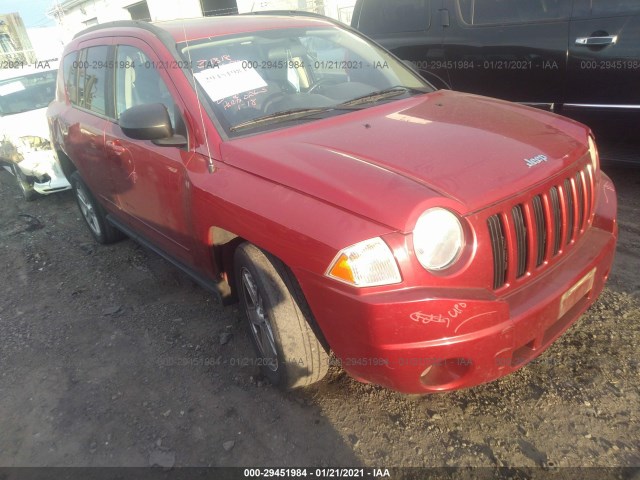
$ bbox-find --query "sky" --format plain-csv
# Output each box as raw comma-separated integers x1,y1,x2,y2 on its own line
0,0,56,28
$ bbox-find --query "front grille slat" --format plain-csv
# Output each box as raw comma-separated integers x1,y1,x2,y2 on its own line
576,172,585,231
564,178,575,244
585,168,593,225
488,215,507,290
488,165,593,290
512,205,527,278
550,187,562,255
532,195,546,267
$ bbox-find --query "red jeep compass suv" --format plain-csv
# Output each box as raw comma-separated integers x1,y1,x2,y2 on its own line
47,13,618,394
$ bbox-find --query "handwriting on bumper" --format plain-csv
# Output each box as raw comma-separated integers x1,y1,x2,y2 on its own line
410,303,467,328
410,312,450,328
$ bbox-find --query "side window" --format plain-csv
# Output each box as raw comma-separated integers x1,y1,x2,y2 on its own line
458,0,571,25
62,52,78,104
114,45,176,128
357,0,430,35
591,0,640,15
78,46,109,115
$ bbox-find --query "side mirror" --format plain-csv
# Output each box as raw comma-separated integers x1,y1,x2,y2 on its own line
119,103,187,147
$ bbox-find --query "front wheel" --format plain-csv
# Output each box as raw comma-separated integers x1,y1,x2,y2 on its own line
234,243,329,389
70,171,124,244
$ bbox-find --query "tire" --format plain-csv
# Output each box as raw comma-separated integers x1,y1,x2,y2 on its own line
70,171,124,244
11,163,38,202
234,243,329,389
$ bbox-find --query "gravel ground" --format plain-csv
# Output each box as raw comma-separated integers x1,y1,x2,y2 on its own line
0,164,638,473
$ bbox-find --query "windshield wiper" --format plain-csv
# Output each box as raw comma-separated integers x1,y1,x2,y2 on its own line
338,86,426,107
230,107,332,132
230,105,361,132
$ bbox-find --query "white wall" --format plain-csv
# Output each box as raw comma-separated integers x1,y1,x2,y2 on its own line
323,0,356,23
26,27,66,61
236,0,301,13
53,0,357,41
54,0,135,41
54,0,206,39
236,0,356,21
147,0,203,21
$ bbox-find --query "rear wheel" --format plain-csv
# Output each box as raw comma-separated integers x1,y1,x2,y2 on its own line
234,243,328,389
11,163,37,202
70,171,124,244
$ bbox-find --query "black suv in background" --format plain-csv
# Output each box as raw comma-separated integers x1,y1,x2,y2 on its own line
351,0,640,164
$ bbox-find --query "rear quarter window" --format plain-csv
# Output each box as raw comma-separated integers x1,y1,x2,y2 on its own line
356,0,430,35
457,0,571,25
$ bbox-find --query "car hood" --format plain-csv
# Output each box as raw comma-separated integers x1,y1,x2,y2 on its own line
0,107,51,163
221,90,590,232
0,107,50,142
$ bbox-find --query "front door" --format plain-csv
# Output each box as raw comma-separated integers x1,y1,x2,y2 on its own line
352,0,449,89
104,41,194,265
565,0,640,149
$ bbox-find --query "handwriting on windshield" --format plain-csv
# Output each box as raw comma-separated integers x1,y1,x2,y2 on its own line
218,87,268,111
196,55,233,70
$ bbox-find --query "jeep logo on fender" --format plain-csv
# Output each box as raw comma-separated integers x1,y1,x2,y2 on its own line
525,154,548,168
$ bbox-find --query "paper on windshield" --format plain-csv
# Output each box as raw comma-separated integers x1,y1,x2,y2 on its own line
194,61,267,102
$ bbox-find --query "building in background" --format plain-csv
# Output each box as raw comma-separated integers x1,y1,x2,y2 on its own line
26,27,66,62
0,13,37,66
49,0,356,40
323,0,356,24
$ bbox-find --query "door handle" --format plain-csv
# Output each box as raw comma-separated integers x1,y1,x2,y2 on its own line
575,35,618,46
439,8,450,27
106,140,126,155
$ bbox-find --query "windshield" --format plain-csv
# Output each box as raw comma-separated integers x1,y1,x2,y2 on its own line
178,25,432,135
0,70,57,116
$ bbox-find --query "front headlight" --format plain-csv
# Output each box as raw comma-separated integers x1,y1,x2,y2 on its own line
588,135,599,172
326,237,402,287
413,208,464,271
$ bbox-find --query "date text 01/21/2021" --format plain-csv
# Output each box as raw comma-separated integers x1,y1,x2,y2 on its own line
243,468,391,478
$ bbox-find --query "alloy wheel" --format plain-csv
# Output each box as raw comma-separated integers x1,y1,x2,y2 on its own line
75,185,101,237
240,267,278,371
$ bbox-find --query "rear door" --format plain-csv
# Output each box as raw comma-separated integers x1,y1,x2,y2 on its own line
351,0,449,89
566,0,640,111
67,40,114,205
441,0,571,107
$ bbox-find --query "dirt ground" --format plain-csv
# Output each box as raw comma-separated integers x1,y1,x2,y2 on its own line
0,163,638,473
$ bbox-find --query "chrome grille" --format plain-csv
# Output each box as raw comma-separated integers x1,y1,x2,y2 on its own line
488,165,594,290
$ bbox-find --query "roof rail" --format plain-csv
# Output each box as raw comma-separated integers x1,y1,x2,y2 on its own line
73,20,166,40
241,10,330,19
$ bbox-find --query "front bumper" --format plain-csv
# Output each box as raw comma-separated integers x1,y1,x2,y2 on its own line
16,150,71,194
299,174,618,394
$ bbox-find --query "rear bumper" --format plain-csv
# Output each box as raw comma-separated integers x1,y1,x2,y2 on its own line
299,174,618,394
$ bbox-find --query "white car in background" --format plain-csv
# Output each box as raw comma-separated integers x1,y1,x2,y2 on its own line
0,62,70,200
